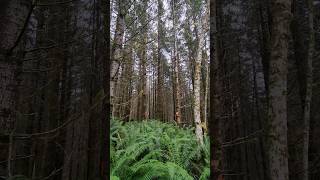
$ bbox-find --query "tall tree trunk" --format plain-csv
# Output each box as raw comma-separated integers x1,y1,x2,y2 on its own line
302,0,314,179
172,0,182,124
173,54,182,124
210,0,223,179
258,0,271,94
0,0,32,177
194,42,204,144
257,1,271,179
0,2,32,127
118,47,133,121
137,45,147,120
204,58,209,132
267,0,291,179
137,1,148,120
194,0,209,145
111,0,125,117
156,0,164,121
101,0,110,178
41,2,66,177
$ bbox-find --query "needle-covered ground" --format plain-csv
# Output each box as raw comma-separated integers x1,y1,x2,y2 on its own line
110,118,210,180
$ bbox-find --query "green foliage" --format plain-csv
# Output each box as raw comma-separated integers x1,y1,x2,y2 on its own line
111,175,120,180
111,118,210,180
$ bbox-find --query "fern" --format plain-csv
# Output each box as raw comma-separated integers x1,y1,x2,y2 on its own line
110,175,120,180
110,118,210,179
199,167,210,180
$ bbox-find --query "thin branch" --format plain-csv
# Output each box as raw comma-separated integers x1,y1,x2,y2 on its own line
24,30,97,53
0,155,33,165
36,0,74,6
221,129,264,148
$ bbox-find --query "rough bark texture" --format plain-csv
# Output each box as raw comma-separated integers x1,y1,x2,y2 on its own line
173,54,182,124
137,45,147,120
172,1,182,124
267,0,291,179
136,1,148,120
204,60,209,130
0,0,31,132
0,0,32,177
194,36,204,144
111,0,125,115
194,0,209,145
156,0,164,121
117,47,133,121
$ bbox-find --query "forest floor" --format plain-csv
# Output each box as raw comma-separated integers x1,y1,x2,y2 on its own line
110,119,209,180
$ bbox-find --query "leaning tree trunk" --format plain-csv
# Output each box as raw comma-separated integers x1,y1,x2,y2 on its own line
267,0,292,180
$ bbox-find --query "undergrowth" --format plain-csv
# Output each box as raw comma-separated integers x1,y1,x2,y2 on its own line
111,118,210,180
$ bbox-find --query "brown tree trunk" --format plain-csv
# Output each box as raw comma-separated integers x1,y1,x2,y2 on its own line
136,1,148,121
267,0,291,179
137,45,147,120
111,0,126,117
210,0,223,179
0,0,32,177
172,1,182,124
101,0,110,179
119,47,134,121
302,0,314,179
156,0,164,121
0,0,32,134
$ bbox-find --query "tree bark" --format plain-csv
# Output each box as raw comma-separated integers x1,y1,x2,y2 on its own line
210,0,223,179
101,0,110,179
111,0,126,117
267,0,291,179
302,0,314,179
136,1,148,120
0,0,32,133
194,39,204,144
0,0,32,177
194,0,209,145
156,0,164,121
172,0,182,124
137,45,147,120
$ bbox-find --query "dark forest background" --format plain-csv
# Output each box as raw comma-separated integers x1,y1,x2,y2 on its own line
0,0,320,180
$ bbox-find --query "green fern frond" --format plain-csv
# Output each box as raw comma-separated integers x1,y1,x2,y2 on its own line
110,118,210,179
